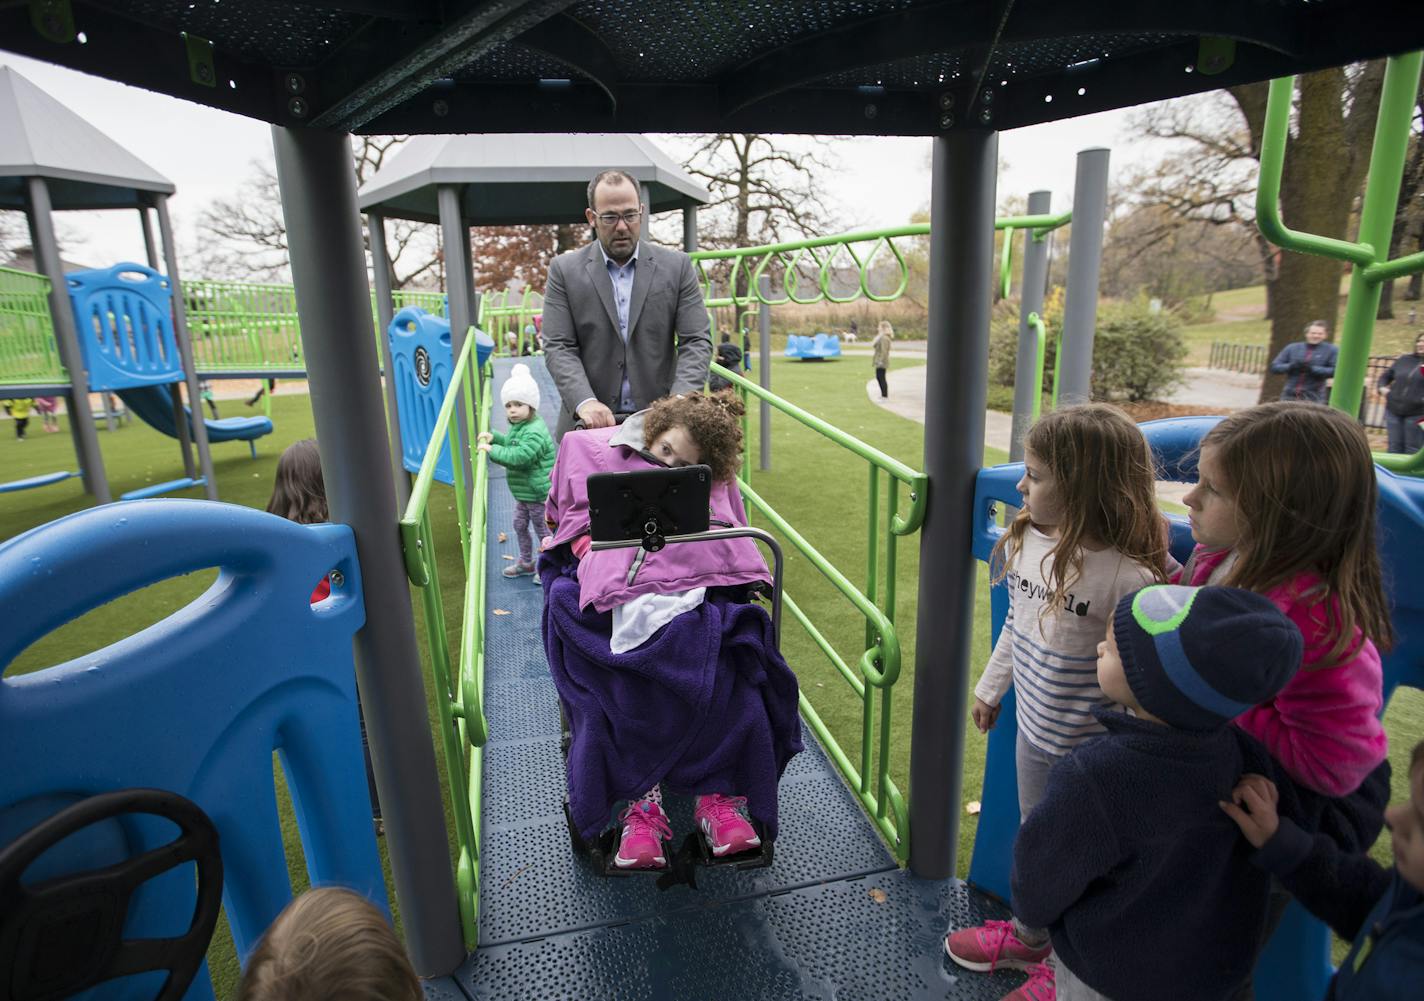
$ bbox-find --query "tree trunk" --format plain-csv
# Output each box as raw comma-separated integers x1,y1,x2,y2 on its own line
1251,66,1384,403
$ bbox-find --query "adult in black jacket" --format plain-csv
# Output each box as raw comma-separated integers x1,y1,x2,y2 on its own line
1270,320,1338,402
707,333,743,392
1377,332,1424,454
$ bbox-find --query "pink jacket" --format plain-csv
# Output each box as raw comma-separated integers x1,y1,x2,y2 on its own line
1177,546,1386,797
545,424,771,612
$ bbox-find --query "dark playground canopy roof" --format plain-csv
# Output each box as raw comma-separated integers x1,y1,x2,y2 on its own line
2,1,1422,138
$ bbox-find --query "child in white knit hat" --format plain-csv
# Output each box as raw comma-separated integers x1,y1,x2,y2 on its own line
477,364,557,577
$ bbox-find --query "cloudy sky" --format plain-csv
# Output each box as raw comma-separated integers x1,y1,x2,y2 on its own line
1,50,1169,269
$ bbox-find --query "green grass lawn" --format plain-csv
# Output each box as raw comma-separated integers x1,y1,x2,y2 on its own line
3,353,1420,982
1184,277,1423,366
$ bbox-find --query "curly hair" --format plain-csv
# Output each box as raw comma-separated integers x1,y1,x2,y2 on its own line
643,391,745,481
266,438,328,525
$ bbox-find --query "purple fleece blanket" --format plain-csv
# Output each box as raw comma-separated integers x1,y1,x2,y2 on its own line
541,549,802,842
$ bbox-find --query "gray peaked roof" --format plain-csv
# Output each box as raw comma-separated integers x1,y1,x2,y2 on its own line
0,65,174,212
357,133,709,225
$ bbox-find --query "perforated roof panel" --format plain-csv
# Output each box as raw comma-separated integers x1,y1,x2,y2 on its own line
2,1,1420,137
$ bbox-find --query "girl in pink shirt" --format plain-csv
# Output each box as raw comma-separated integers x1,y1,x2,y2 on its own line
1179,403,1393,798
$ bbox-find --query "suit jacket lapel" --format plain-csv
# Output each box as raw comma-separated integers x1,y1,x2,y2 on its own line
627,242,655,338
583,242,620,333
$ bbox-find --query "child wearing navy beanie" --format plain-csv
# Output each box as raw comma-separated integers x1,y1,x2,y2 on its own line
1010,585,1303,1001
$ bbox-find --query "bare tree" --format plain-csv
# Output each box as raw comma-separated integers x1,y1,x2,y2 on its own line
1130,65,1388,401
194,136,440,288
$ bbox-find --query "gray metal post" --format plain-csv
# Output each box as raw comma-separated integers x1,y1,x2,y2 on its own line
368,211,410,510
156,195,217,499
908,131,997,879
758,275,771,471
1008,190,1052,461
1056,148,1110,405
437,185,475,503
139,206,159,268
139,203,190,467
682,204,698,253
639,182,652,222
26,177,109,503
272,125,464,975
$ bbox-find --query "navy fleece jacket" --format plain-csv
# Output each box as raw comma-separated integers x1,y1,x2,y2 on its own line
1011,708,1388,1001
1255,815,1424,1000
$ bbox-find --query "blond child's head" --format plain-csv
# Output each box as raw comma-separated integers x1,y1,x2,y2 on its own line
237,888,420,1001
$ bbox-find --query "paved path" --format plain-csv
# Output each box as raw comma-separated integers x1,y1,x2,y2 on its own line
863,363,1260,507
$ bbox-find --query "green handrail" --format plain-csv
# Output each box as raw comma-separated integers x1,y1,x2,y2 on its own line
1028,312,1047,422
397,327,492,950
693,212,1069,312
1256,52,1424,474
710,359,926,859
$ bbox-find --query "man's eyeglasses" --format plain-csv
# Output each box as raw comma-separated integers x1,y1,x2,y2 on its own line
594,209,643,227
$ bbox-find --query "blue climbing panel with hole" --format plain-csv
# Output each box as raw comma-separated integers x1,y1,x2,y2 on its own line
66,263,183,391
0,500,385,1000
967,415,1424,1001
388,306,494,485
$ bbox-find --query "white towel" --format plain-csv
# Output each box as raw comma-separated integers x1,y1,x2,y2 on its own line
610,588,706,653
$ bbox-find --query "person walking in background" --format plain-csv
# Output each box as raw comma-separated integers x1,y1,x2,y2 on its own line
33,395,59,433
871,320,893,399
9,397,32,439
1270,319,1338,402
541,169,711,436
1378,332,1424,454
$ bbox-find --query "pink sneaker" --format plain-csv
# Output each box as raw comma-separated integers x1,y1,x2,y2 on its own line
944,919,1052,972
693,794,761,856
1001,963,1054,1000
612,800,672,870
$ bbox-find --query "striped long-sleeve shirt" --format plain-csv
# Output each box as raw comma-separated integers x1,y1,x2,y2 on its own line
975,527,1158,757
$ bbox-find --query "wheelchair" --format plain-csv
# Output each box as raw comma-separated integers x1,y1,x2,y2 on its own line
553,462,785,886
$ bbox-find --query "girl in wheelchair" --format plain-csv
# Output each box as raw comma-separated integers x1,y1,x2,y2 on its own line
541,392,802,871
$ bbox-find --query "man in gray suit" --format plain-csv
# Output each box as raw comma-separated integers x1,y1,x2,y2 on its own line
541,169,712,436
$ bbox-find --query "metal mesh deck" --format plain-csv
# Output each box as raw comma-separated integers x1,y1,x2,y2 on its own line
443,357,1021,999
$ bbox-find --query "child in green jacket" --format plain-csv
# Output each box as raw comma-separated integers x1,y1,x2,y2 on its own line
478,364,556,578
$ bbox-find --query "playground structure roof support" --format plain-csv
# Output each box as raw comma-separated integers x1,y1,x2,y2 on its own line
0,65,217,503
364,131,708,507
272,125,466,977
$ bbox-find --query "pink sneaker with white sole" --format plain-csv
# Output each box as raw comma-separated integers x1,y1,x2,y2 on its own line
693,794,762,856
612,800,672,870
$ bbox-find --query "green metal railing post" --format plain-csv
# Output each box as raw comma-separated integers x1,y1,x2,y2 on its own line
1028,312,1047,421
1256,52,1424,474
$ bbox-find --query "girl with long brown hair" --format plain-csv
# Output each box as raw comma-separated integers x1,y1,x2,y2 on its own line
946,404,1171,995
1179,402,1391,798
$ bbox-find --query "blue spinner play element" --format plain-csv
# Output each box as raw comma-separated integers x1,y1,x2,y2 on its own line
965,415,1424,1001
66,263,183,391
388,306,495,484
784,332,841,360
0,500,385,1001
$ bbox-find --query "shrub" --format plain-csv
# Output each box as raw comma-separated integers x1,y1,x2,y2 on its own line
988,294,1186,403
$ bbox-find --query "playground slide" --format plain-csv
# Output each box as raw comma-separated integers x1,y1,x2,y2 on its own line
117,384,273,445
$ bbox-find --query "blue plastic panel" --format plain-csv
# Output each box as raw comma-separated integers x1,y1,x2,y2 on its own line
0,500,386,1000
389,307,495,484
66,263,183,391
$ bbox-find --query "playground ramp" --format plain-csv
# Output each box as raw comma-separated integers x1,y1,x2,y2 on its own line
438,358,1018,1000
